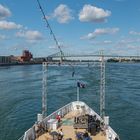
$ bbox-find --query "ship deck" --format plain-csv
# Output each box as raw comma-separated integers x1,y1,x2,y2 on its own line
36,110,106,140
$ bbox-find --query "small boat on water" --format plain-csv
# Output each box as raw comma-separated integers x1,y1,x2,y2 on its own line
18,59,120,140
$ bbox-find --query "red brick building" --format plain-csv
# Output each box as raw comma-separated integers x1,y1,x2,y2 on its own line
20,50,33,62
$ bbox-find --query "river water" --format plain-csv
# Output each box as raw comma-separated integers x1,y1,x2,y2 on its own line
0,63,140,140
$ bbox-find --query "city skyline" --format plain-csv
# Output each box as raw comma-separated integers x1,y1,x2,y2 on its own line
0,0,140,57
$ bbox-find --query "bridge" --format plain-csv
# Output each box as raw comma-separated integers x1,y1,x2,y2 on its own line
47,51,140,60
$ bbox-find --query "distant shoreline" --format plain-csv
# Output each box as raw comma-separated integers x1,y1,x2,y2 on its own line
0,60,140,67
0,62,42,67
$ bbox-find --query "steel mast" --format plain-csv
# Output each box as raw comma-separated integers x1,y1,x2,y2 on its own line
100,51,105,119
42,62,48,118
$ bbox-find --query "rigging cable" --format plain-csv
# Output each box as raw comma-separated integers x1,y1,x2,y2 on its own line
36,0,76,77
36,0,64,62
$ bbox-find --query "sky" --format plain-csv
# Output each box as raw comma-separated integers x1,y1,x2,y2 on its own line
0,0,140,57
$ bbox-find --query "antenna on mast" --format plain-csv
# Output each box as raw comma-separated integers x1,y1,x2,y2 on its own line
36,0,64,62
100,50,105,119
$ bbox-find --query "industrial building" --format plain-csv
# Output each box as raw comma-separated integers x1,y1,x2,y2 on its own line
20,50,33,62
0,56,11,64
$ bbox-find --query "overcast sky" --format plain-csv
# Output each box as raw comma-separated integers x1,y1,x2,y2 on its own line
0,0,140,56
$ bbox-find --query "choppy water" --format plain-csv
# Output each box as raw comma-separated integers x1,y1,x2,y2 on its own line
0,63,140,140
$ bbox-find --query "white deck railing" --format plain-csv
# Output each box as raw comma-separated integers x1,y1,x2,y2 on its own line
20,102,73,140
106,126,120,140
18,101,119,140
17,135,24,140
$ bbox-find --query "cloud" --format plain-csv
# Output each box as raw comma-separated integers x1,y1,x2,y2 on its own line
0,4,11,19
91,40,113,45
113,38,140,55
129,31,140,36
115,0,125,2
117,38,140,47
118,37,140,54
79,4,111,22
0,34,7,40
0,20,22,30
49,45,57,49
53,4,74,23
81,28,119,40
16,30,44,42
126,44,138,49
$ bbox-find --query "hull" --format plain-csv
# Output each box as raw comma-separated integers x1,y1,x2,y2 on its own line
19,101,119,140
